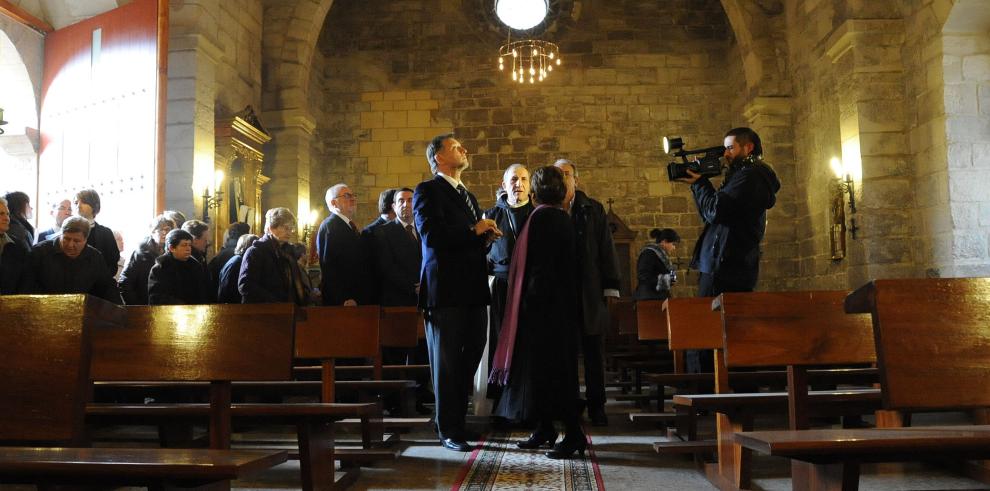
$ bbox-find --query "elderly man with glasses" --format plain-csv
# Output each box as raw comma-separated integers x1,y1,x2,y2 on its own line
315,183,373,306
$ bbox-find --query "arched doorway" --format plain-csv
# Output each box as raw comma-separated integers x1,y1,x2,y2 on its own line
0,28,40,222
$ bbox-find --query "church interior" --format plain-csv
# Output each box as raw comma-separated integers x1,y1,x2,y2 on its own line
2,0,990,490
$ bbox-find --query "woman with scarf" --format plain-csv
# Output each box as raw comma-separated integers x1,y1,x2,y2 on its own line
238,207,311,305
634,228,680,300
489,165,586,459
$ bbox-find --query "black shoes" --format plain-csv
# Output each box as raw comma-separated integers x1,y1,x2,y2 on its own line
441,438,474,452
545,436,588,459
516,429,559,449
588,406,609,427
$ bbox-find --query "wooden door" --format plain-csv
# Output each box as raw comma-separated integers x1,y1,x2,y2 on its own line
39,0,164,254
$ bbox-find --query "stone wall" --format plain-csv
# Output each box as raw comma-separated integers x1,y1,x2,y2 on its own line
312,0,744,295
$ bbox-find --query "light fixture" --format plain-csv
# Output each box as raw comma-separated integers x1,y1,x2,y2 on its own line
0,108,7,135
495,0,548,30
202,169,225,223
498,38,561,84
828,157,858,260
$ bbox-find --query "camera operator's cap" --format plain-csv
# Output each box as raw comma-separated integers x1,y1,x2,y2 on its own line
663,137,683,154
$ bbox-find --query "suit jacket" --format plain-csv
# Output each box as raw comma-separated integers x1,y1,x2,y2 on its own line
413,175,490,309
374,219,422,306
361,215,390,304
315,214,371,305
570,190,621,336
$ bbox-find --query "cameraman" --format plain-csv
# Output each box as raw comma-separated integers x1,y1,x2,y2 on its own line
676,127,780,372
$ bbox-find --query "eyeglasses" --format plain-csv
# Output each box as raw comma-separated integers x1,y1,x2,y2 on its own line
336,193,359,200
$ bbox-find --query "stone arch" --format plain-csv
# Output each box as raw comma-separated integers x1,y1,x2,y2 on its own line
0,26,41,208
718,0,789,98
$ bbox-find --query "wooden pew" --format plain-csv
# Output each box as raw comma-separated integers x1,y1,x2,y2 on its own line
0,294,287,489
87,303,375,491
735,278,990,491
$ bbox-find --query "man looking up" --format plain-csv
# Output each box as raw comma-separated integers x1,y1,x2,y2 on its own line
414,133,501,452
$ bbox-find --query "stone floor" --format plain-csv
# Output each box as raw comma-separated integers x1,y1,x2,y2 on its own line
228,395,988,491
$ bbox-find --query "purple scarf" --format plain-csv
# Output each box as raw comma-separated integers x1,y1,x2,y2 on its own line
489,204,551,386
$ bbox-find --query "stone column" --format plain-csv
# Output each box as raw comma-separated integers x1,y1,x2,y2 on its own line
826,19,914,287
261,108,316,220
743,96,798,290
164,33,222,219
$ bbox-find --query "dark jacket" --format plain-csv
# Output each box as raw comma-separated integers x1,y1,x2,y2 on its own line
0,237,32,294
569,190,621,336
88,222,120,279
689,158,780,289
484,195,533,279
374,219,422,307
147,253,210,305
29,239,121,303
191,248,215,302
635,244,674,301
239,234,293,304
207,246,236,300
7,214,35,253
117,236,161,305
36,227,57,244
361,215,391,304
413,175,490,309
217,254,244,304
315,214,372,305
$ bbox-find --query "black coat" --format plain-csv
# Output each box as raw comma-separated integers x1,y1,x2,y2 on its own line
635,244,674,301
88,222,120,279
208,246,235,300
689,158,780,289
361,215,390,304
374,219,422,307
239,234,293,304
147,253,210,305
484,195,533,279
569,190,621,336
29,239,121,304
118,237,161,305
494,206,581,422
217,254,244,304
413,175,490,309
7,215,34,253
0,238,32,294
315,214,372,305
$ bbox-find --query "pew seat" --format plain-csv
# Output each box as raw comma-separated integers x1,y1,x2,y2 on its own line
673,388,881,414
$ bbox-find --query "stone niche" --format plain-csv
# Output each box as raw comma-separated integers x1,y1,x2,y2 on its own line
214,106,271,247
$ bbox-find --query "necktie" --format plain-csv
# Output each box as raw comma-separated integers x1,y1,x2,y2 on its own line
456,184,478,220
350,221,359,235
405,224,418,243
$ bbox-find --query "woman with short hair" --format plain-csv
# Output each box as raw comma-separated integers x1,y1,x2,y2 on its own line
634,228,680,301
147,229,210,305
238,207,309,304
490,165,587,459
118,215,176,304
0,197,32,294
217,233,259,304
73,189,120,279
29,216,120,303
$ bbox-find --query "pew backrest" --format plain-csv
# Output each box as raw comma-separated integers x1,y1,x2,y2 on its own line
636,300,667,341
846,278,990,411
609,297,637,336
664,297,720,351
295,305,380,359
0,294,123,443
718,291,875,369
90,304,295,382
380,307,422,349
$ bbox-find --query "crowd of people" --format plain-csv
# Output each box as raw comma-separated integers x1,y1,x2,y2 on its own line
0,127,778,460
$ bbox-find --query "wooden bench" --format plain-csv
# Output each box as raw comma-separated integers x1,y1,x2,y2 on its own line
86,303,375,491
0,294,287,489
735,278,990,491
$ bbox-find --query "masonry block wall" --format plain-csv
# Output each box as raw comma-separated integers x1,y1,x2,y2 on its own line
311,0,759,295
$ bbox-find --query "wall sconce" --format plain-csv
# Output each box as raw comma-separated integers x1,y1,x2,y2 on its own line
302,209,318,244
0,108,7,135
303,209,319,266
828,158,859,261
202,169,225,223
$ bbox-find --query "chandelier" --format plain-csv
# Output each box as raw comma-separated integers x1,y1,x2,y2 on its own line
498,38,562,84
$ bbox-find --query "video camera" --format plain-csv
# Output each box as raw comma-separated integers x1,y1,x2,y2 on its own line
663,137,726,181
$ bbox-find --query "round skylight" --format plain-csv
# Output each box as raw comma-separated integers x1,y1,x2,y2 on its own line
495,0,549,31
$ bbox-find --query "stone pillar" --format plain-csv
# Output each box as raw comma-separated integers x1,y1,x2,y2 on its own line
164,33,222,219
743,96,797,290
826,19,914,287
261,108,316,220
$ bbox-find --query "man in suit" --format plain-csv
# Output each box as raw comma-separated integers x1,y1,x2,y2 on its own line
316,183,371,306
375,188,420,307
414,133,502,452
362,188,397,304
555,159,622,427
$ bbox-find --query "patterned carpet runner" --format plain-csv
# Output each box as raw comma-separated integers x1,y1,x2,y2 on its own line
451,432,604,491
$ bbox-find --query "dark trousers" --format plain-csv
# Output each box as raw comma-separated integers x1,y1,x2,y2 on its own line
487,276,509,404
687,272,755,373
581,333,606,410
424,306,487,440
